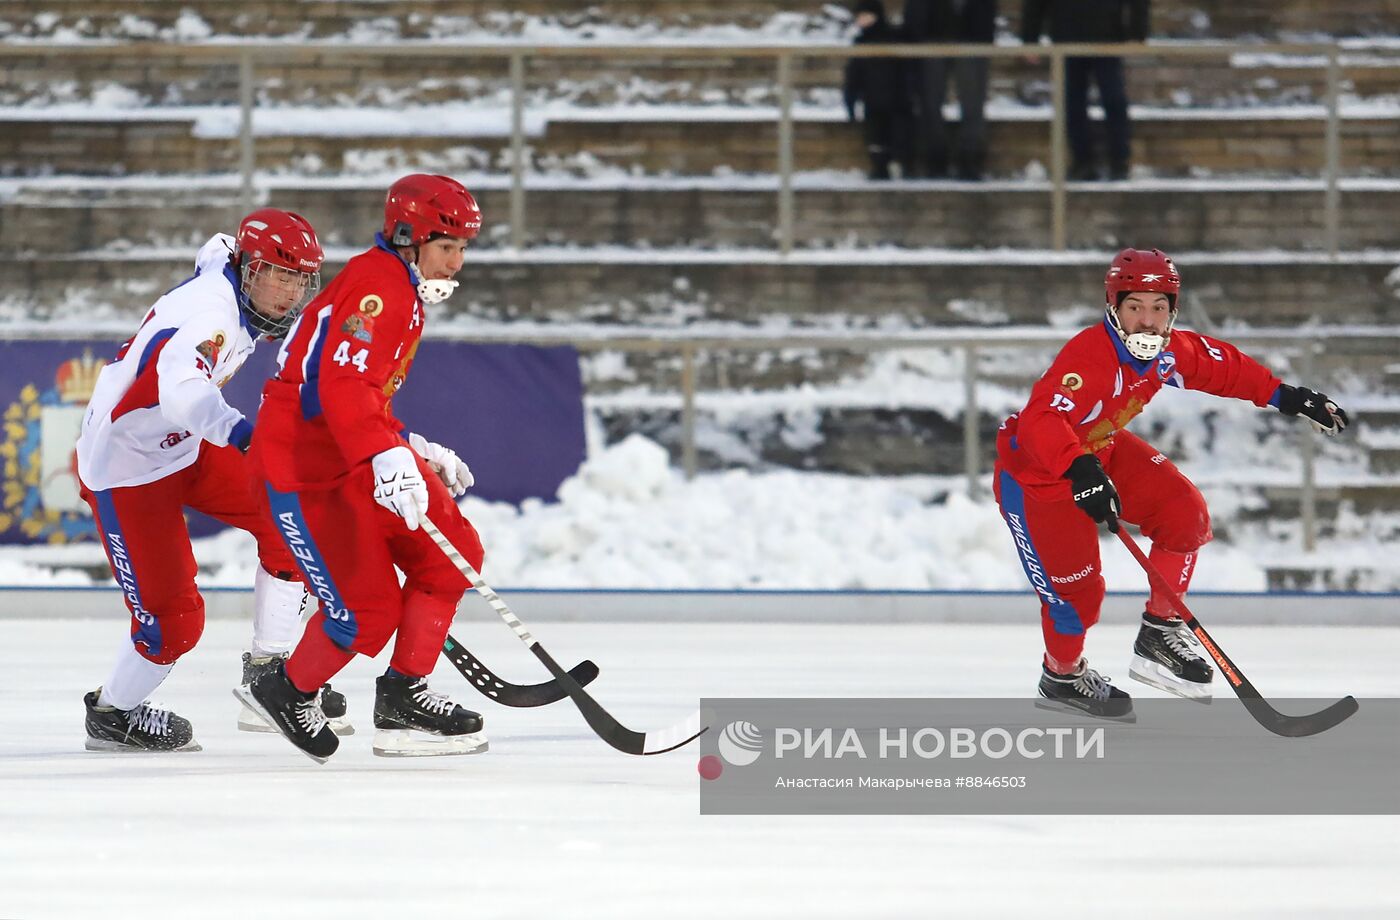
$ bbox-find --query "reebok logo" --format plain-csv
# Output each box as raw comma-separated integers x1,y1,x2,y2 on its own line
1050,563,1096,586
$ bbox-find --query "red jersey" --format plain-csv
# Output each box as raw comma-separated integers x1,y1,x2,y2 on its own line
255,237,425,491
997,319,1281,501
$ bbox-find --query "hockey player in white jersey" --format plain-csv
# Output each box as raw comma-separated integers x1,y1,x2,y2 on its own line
78,208,349,751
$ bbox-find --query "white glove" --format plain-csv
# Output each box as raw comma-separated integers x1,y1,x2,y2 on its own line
408,432,475,497
371,446,429,531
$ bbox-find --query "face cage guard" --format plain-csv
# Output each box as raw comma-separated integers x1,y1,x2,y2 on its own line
1105,300,1177,361
239,258,322,339
410,261,459,305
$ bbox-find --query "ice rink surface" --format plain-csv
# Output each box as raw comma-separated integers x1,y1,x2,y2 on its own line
2,615,1397,919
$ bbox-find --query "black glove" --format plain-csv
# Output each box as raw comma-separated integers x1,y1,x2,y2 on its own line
1276,385,1349,435
1064,454,1120,533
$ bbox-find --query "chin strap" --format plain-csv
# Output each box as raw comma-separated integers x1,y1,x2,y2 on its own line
411,262,458,305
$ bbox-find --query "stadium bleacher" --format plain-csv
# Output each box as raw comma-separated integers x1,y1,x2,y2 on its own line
1,0,1398,586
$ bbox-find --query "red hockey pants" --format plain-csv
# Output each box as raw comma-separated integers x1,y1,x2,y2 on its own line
261,454,485,691
993,431,1212,671
81,442,302,665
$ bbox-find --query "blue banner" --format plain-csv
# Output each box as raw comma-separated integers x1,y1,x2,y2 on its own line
0,339,586,545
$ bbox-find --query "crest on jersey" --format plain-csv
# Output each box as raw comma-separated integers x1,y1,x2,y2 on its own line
1060,372,1084,392
195,332,225,370
359,294,384,318
341,314,374,343
0,350,106,544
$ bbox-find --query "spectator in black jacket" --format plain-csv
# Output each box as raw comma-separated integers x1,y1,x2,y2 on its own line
844,0,915,180
1021,0,1149,180
903,0,996,180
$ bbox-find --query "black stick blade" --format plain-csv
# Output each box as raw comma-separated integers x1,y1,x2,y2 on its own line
529,643,708,756
443,634,600,708
1117,527,1359,739
1243,695,1359,738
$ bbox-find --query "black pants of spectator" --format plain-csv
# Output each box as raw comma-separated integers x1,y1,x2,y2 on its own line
913,57,990,178
862,105,912,179
1065,56,1131,178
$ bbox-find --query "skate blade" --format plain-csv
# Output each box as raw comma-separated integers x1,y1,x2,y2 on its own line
1129,656,1213,703
240,702,355,736
84,736,202,753
231,687,332,765
371,729,489,758
1033,697,1137,724
237,699,276,733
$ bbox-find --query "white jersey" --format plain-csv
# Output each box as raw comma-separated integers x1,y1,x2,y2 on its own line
76,235,260,491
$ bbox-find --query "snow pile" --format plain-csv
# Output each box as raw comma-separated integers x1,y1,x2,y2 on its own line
450,434,1269,591
4,9,853,45
0,432,1256,592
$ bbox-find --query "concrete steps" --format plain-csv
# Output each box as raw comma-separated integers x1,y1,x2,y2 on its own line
4,246,1396,327
4,106,1399,179
5,44,1399,112
5,179,1400,253
2,0,1397,40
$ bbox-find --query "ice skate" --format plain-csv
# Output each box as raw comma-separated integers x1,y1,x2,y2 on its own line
84,690,201,752
372,672,488,757
237,652,354,735
233,663,339,764
1129,613,1213,702
1035,659,1136,723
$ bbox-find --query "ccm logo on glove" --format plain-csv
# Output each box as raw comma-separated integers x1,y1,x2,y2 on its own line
1064,454,1121,533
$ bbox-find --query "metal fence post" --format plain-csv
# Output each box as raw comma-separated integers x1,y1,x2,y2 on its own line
238,50,255,215
1299,345,1319,551
681,344,698,480
1323,44,1342,260
964,345,980,497
776,53,795,255
509,53,526,250
1049,50,1067,251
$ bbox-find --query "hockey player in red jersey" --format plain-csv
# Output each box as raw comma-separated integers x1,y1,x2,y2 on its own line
79,209,348,752
237,174,488,763
994,248,1349,721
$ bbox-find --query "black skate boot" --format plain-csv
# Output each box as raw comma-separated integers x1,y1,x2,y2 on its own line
238,652,354,735
1035,659,1135,723
84,690,201,752
233,664,339,764
1129,613,1214,702
372,672,488,757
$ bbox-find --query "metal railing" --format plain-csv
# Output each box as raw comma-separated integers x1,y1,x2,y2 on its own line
0,320,1384,549
446,324,1386,550
6,39,1396,255
5,39,1396,549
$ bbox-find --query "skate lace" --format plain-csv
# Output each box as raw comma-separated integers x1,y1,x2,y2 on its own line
1154,618,1204,661
294,699,329,736
411,683,457,716
125,702,172,737
1073,666,1113,701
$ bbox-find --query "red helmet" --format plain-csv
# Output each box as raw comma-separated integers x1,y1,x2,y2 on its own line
233,209,324,339
235,208,324,273
1105,248,1181,309
383,174,482,247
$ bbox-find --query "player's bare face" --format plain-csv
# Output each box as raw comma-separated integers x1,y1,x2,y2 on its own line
247,262,313,318
1115,292,1172,336
416,237,470,280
